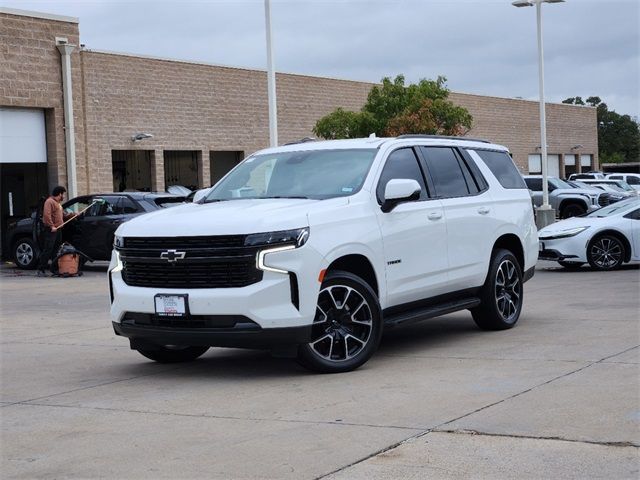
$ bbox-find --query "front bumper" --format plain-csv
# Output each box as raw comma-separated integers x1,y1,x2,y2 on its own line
538,236,588,263
113,319,312,349
109,243,326,338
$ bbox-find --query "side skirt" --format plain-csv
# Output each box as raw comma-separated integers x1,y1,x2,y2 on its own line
383,289,481,328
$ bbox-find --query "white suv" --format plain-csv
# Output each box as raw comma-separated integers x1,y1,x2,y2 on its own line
109,136,538,372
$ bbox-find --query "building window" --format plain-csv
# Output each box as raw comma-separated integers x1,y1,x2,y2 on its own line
164,151,199,191
528,154,541,174
210,151,244,186
580,154,592,171
112,150,152,192
564,154,576,178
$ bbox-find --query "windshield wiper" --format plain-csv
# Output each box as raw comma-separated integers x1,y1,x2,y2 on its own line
262,195,310,199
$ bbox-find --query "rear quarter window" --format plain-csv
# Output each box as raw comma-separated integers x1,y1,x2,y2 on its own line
472,150,527,189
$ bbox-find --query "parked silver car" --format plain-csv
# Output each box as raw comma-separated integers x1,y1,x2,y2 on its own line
523,176,601,218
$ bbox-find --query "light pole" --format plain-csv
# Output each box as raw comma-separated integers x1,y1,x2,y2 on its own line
265,0,278,147
512,0,564,228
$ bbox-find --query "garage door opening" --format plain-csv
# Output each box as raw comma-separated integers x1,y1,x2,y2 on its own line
164,151,200,191
112,150,153,192
210,151,243,186
1,107,49,258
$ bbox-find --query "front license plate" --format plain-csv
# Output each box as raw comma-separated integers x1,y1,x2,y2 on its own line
539,241,545,252
155,294,187,317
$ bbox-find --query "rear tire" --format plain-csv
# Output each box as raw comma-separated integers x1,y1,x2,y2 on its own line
13,237,38,270
471,249,523,331
136,345,209,363
297,270,383,373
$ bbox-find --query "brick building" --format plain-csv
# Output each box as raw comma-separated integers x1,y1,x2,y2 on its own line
1,7,598,241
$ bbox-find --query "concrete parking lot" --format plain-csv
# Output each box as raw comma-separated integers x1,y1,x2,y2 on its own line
1,261,639,479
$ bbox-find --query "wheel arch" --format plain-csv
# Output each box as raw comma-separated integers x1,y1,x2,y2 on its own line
558,198,588,215
326,254,379,298
492,233,525,272
589,229,632,263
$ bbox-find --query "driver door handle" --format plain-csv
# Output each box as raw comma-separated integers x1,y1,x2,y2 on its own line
428,212,442,221
478,207,490,215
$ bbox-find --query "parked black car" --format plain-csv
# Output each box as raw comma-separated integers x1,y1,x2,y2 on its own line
6,192,185,269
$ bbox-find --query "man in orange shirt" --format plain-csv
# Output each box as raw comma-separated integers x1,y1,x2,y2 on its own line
37,186,75,276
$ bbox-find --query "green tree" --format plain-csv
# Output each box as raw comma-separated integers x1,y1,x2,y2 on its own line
562,96,640,163
313,75,473,139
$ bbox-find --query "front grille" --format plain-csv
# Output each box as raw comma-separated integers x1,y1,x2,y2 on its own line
119,235,263,288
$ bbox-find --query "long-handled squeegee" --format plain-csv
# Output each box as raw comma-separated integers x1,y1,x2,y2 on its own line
55,198,106,229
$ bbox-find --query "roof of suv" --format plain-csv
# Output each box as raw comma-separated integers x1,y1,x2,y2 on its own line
258,136,509,155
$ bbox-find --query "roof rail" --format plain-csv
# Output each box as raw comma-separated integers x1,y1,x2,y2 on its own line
284,136,316,146
395,134,491,144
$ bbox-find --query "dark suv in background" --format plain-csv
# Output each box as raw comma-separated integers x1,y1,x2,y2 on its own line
6,192,184,269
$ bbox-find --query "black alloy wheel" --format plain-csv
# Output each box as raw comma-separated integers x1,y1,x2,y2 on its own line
471,249,523,330
13,237,38,269
587,235,625,271
298,270,383,373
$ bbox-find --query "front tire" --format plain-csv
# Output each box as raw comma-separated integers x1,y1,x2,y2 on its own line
297,270,383,373
560,203,586,219
587,234,625,271
471,249,523,331
13,237,38,269
136,345,209,363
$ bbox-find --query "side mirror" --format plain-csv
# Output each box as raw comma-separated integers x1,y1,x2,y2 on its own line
192,188,212,203
381,179,421,213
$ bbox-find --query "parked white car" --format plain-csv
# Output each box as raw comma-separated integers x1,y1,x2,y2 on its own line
606,173,640,192
110,135,538,372
539,198,640,270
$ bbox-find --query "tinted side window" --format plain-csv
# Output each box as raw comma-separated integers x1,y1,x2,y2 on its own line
120,197,139,214
524,178,543,191
420,147,469,198
608,175,623,180
624,208,640,220
376,148,428,203
474,150,527,189
627,176,640,185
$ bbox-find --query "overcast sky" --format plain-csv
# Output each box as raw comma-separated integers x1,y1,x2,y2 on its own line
3,0,639,118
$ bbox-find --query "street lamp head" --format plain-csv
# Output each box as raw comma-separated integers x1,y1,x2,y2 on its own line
512,0,565,6
131,132,153,142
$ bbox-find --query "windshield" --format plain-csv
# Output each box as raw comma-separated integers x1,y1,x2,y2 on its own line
586,198,640,217
550,178,573,189
204,148,377,202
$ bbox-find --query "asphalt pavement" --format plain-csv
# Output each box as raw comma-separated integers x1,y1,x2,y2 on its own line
1,260,638,479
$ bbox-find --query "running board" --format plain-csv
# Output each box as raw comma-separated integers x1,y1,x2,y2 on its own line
383,297,481,328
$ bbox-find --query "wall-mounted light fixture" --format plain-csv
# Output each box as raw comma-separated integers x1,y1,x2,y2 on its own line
570,144,583,151
132,133,153,142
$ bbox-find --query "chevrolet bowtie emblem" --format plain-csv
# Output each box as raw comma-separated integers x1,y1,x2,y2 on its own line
160,249,186,263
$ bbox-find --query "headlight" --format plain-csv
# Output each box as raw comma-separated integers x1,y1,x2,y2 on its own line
252,228,309,274
539,226,589,240
114,235,124,248
245,227,309,248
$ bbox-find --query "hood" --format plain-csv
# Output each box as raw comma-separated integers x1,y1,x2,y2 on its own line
538,216,597,237
555,188,598,196
117,197,348,237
